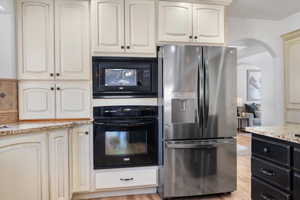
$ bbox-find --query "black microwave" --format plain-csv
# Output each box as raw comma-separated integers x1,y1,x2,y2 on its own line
92,57,158,98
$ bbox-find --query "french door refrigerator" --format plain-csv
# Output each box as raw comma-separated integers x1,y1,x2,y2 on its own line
158,45,237,199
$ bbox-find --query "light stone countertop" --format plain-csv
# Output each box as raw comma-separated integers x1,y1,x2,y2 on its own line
0,120,92,137
245,124,300,144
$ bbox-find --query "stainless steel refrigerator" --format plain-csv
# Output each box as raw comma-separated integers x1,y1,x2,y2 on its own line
158,45,237,199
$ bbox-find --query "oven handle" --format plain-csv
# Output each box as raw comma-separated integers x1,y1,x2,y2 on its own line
94,121,154,127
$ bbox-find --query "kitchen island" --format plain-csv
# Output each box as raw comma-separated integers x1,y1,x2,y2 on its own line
246,125,300,200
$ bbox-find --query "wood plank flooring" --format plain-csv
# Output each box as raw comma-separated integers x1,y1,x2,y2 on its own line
94,134,251,200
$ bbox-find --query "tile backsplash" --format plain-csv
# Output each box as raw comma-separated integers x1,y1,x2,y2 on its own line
0,79,18,124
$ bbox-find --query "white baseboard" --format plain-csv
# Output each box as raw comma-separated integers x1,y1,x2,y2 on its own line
72,187,157,199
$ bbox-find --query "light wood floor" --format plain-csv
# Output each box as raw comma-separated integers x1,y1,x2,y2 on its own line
94,134,251,200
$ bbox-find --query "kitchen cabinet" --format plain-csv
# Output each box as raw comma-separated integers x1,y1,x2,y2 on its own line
19,81,56,119
17,0,90,80
56,82,91,119
70,125,91,193
19,81,90,120
282,30,300,123
158,1,225,44
49,129,69,200
0,133,49,200
17,0,55,80
92,0,156,56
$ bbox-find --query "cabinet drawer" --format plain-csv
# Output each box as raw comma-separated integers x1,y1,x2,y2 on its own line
252,177,291,200
95,167,157,190
293,172,300,200
293,147,300,171
252,137,291,166
252,157,291,191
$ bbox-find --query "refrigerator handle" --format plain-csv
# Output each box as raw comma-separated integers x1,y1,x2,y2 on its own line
203,52,209,128
197,63,203,127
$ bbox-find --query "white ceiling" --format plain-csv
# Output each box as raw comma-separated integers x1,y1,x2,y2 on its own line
228,0,300,20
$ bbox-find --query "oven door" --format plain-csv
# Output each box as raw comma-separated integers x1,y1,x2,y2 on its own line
93,119,158,169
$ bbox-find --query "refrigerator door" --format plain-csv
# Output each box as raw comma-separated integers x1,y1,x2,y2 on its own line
161,45,203,140
202,47,237,138
162,138,237,198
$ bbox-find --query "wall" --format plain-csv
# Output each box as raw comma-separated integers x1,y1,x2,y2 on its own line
0,0,16,79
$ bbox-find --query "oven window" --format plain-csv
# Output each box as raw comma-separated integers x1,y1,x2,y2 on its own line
105,131,148,155
105,69,137,86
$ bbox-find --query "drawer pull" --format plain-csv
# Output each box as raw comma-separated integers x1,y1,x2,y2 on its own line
260,193,274,200
260,168,275,176
120,178,134,181
263,147,269,153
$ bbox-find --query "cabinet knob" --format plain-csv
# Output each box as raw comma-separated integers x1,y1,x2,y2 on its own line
50,73,54,77
85,131,89,135
194,36,198,39
50,87,54,91
121,46,125,49
56,87,61,90
126,46,130,49
263,147,269,153
189,35,193,39
56,73,60,77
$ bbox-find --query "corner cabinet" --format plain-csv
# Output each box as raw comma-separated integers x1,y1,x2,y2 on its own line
0,133,49,200
158,1,225,44
17,0,90,80
282,30,300,123
91,0,156,57
19,81,91,120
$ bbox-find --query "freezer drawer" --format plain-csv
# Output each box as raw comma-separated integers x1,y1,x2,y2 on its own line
161,138,237,198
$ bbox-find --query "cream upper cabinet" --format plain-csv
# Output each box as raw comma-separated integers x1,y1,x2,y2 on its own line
158,1,193,42
55,0,90,80
158,1,225,44
70,125,91,193
17,0,55,80
92,0,125,53
282,30,300,123
56,81,91,119
0,134,49,200
49,129,69,200
193,4,224,44
19,81,56,120
92,0,156,56
125,0,155,54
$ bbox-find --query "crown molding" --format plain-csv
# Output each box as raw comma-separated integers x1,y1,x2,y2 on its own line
158,0,232,6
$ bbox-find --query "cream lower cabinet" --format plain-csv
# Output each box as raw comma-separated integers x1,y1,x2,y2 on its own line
70,125,91,193
92,0,156,56
19,81,90,120
158,1,225,44
282,30,300,123
0,133,49,200
49,129,69,200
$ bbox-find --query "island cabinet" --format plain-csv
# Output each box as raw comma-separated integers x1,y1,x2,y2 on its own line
251,134,300,200
158,1,225,44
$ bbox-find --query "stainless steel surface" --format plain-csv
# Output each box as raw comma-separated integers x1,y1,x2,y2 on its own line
162,138,237,198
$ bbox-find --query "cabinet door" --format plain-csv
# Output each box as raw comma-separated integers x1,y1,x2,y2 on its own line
0,134,49,200
92,0,125,53
125,0,155,55
56,81,90,119
19,81,56,119
193,4,224,44
55,0,90,80
49,129,69,200
70,125,91,193
158,1,193,42
17,0,54,80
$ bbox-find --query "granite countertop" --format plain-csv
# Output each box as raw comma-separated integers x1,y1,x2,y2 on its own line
245,124,300,144
0,120,92,137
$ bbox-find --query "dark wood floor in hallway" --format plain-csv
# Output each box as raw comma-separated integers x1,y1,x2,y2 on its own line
93,134,251,200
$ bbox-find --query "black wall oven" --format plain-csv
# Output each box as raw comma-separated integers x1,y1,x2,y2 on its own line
93,106,158,169
93,57,158,98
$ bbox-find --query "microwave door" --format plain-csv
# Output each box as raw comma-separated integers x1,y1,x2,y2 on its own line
162,45,202,140
202,47,237,139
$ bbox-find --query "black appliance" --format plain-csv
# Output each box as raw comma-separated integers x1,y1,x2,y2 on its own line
93,106,158,169
93,57,158,98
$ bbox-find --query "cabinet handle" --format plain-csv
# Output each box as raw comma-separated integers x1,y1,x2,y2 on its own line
50,87,54,91
260,168,274,176
85,131,89,135
260,193,274,200
120,178,134,181
56,73,60,77
50,73,54,77
263,147,269,153
121,46,125,49
126,46,130,49
189,35,193,39
194,36,198,39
